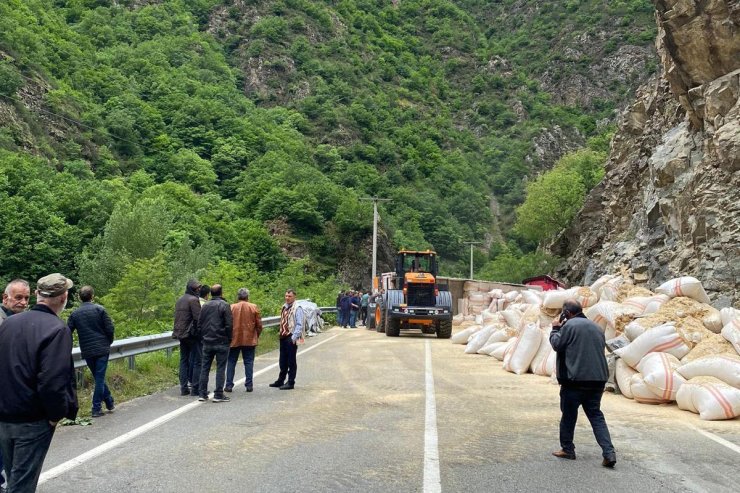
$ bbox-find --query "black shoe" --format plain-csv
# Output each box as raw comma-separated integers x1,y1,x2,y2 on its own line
180,389,190,396
198,395,209,402
246,386,253,392
105,402,115,412
212,395,231,403
224,386,233,393
602,456,617,468
269,381,284,388
279,384,295,390
91,410,105,418
552,450,576,460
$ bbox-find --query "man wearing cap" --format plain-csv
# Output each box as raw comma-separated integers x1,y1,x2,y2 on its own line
68,286,116,418
173,279,203,396
0,273,78,493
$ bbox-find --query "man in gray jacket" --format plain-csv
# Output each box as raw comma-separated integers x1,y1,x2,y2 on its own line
549,300,616,468
197,284,233,403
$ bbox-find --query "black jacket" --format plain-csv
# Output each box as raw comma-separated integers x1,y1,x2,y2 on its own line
198,297,233,345
0,304,78,423
550,313,608,388
68,302,115,359
173,285,201,340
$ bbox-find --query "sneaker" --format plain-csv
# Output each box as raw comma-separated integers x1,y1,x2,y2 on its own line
246,386,253,392
212,395,231,403
180,388,190,396
224,386,233,393
105,399,115,411
91,410,105,418
198,395,209,402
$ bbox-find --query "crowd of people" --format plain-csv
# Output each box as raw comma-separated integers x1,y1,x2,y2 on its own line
0,273,306,492
335,290,370,328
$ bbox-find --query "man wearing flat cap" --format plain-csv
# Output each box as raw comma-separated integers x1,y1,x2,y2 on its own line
0,273,78,493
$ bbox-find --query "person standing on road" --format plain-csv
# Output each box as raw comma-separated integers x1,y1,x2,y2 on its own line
67,286,115,418
0,279,30,491
549,300,616,468
173,280,203,397
359,291,369,326
269,289,304,390
0,273,78,493
197,284,233,403
199,284,210,306
226,288,262,393
339,291,352,328
349,291,360,328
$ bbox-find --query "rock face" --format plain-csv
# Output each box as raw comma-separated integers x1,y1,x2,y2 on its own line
552,1,740,307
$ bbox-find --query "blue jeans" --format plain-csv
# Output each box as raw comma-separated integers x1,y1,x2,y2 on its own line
349,310,358,327
277,337,298,385
86,354,114,412
226,346,256,389
179,338,202,393
559,386,615,458
199,343,229,398
0,420,55,493
339,308,350,327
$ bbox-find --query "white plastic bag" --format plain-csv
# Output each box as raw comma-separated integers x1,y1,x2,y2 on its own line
503,323,542,375
521,290,543,306
491,337,516,361
630,373,672,404
676,377,740,420
542,288,577,310
636,352,685,401
677,355,740,388
530,330,555,376
643,294,671,314
614,323,691,368
656,277,711,304
478,341,507,356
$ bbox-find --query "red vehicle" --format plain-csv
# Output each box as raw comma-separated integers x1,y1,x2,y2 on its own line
522,275,566,291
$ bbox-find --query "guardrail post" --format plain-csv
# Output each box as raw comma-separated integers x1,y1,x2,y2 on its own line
75,368,85,388
127,355,135,371
166,347,173,358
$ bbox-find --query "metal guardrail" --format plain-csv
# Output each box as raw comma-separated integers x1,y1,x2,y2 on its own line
72,306,337,370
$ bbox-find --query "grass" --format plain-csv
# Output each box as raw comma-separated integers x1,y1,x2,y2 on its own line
76,328,283,417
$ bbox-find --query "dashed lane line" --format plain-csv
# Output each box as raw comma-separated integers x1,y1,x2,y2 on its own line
38,331,344,485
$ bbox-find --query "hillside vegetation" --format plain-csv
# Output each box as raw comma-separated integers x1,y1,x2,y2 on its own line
0,0,657,329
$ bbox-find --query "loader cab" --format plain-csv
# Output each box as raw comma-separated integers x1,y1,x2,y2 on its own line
395,250,438,278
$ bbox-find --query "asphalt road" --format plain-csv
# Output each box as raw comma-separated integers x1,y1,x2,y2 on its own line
39,327,740,492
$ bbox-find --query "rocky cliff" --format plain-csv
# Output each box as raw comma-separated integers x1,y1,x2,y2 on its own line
552,0,740,307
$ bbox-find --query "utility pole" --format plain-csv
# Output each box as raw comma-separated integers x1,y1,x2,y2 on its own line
360,196,392,289
464,241,482,280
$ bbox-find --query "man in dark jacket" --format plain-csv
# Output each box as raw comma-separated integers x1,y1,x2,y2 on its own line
1,279,30,324
173,279,203,396
68,286,115,418
549,300,616,468
197,284,233,403
339,291,352,328
0,273,78,493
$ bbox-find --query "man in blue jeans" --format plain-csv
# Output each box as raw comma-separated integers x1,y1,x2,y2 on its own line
68,285,115,418
225,288,262,392
549,300,616,468
197,285,233,403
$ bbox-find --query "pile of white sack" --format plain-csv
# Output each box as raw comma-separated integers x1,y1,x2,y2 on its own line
451,274,740,421
458,281,537,317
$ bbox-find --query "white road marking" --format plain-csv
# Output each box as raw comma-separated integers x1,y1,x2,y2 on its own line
423,339,442,493
39,331,344,485
688,424,740,454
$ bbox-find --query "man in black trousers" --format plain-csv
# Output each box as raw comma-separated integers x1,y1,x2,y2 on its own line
198,284,233,403
550,299,616,468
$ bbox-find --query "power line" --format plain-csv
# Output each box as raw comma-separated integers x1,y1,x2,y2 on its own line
0,92,140,148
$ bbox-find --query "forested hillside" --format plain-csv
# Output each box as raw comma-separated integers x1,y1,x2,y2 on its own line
0,0,657,322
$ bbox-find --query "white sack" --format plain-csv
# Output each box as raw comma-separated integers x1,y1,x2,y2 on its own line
677,355,740,388
451,326,480,345
656,276,711,304
720,307,740,327
503,323,542,375
521,290,543,305
676,377,740,420
504,290,520,303
616,358,638,399
599,277,625,302
624,320,647,341
636,352,685,401
702,307,723,334
491,337,516,361
622,296,652,315
500,309,522,330
488,289,504,299
614,323,691,368
478,341,507,356
590,274,616,293
530,330,555,376
630,373,672,404
542,288,577,310
464,326,496,354
722,322,740,356
643,294,671,314
573,287,600,308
